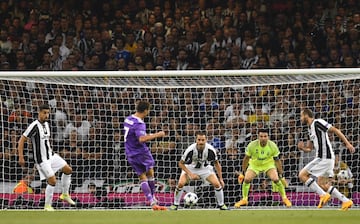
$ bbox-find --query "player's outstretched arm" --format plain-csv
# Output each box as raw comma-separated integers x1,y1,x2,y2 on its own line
139,131,166,143
17,135,27,167
329,127,355,153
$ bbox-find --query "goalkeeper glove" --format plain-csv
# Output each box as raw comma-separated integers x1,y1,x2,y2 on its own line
237,172,245,184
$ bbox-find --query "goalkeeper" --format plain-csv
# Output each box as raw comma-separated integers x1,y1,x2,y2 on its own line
234,128,292,208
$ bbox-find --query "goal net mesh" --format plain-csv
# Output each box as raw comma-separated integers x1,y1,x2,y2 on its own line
1,70,359,209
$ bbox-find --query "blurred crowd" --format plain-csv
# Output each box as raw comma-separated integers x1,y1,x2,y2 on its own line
0,0,359,71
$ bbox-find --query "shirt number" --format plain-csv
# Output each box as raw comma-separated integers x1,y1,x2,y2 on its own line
124,127,129,142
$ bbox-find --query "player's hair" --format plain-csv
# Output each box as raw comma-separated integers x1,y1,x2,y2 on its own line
136,101,150,113
195,131,207,137
302,108,314,118
39,104,50,111
258,128,269,134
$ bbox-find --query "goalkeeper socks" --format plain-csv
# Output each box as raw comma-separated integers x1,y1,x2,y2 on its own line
147,178,156,196
274,181,286,199
61,173,71,194
173,187,184,205
214,187,224,206
140,180,154,204
242,182,250,199
305,178,326,195
328,186,350,202
45,184,55,206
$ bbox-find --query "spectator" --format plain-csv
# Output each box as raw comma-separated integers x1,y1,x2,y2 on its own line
150,123,176,154
247,103,269,125
64,113,91,141
53,101,68,148
82,126,106,178
13,173,35,194
225,128,246,154
206,118,225,151
241,45,258,69
335,161,354,198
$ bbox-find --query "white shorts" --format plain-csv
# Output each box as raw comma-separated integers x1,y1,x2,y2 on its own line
181,165,215,181
303,158,335,178
36,153,67,180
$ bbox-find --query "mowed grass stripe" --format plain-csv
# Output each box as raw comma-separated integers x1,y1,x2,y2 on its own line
0,209,359,224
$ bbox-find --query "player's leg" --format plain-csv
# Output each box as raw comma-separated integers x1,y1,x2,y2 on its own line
129,162,153,203
171,171,188,210
37,161,56,211
267,168,284,197
146,168,156,197
138,171,156,203
145,168,156,198
129,154,165,209
242,169,257,199
142,168,167,210
48,154,76,206
44,175,56,211
318,176,353,211
206,173,228,210
299,159,330,208
266,168,291,207
59,164,76,205
234,168,257,208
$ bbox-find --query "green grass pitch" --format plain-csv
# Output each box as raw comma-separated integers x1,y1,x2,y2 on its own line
1,209,359,224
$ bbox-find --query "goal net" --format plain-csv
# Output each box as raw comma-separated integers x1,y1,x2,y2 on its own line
0,69,359,209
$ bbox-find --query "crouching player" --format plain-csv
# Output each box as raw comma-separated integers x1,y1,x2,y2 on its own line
235,128,292,208
170,131,229,210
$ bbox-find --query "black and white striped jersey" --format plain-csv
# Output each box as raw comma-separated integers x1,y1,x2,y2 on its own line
23,120,54,164
308,118,335,160
181,143,219,168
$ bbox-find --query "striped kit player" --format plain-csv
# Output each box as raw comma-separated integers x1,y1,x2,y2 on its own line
18,104,75,211
298,108,355,211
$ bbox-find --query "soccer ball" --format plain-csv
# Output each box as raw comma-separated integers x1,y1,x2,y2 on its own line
183,192,198,206
337,170,350,179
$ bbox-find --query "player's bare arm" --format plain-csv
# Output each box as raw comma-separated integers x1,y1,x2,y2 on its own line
179,160,199,180
241,155,250,173
139,131,166,143
297,140,313,152
329,126,355,153
214,160,224,187
17,135,27,167
274,158,283,176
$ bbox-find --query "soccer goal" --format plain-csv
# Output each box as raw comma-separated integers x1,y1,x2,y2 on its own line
0,69,359,209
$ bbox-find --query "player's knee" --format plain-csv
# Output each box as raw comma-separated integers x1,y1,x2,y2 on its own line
244,175,254,183
244,178,252,184
178,181,186,188
272,178,280,183
213,183,221,189
63,165,72,175
47,177,57,186
317,182,328,191
298,170,307,182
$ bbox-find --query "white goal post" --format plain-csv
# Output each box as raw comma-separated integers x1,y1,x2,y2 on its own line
0,68,359,209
